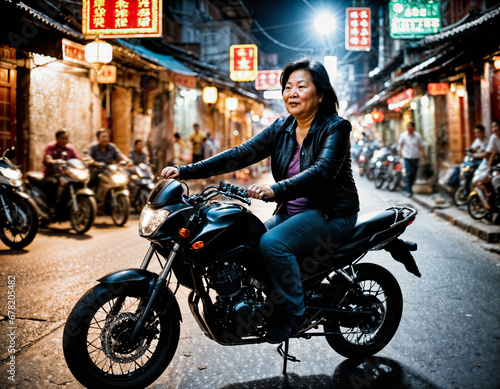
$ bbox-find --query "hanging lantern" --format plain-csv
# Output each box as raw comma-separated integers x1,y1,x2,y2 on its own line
371,110,384,122
226,97,238,111
202,86,218,105
85,38,113,72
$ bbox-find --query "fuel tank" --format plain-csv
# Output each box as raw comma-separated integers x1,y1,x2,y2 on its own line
187,202,267,267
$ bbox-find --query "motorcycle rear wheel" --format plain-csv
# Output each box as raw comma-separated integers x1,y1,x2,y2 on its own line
111,194,130,226
63,283,180,389
70,196,97,234
453,186,469,207
0,196,39,250
467,195,488,220
324,263,403,359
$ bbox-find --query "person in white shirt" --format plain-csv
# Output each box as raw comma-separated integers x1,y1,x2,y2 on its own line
470,124,489,155
398,121,425,197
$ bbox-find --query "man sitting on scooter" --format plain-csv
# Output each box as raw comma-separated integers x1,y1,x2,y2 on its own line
88,129,128,188
42,129,80,215
128,139,150,166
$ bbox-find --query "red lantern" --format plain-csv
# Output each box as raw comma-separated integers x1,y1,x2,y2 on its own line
371,110,384,122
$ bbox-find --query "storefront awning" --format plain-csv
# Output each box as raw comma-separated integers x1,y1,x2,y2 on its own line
117,40,197,76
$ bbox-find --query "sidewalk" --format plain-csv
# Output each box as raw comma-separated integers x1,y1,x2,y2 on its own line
410,190,500,254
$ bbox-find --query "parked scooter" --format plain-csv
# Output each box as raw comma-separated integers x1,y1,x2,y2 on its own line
25,156,96,234
452,149,481,206
0,147,39,249
128,162,155,213
373,146,398,189
90,161,130,226
63,179,420,388
467,165,500,221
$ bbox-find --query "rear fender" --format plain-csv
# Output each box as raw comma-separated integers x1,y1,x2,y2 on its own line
384,238,421,278
98,268,182,321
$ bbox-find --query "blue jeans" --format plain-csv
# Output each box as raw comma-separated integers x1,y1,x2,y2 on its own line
259,210,358,316
404,158,420,195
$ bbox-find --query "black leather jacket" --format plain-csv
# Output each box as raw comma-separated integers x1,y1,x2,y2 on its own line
178,114,359,219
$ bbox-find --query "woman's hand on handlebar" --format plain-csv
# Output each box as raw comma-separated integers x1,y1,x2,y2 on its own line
247,184,275,201
160,166,180,180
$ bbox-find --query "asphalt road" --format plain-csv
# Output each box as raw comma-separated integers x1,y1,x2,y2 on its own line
0,173,499,388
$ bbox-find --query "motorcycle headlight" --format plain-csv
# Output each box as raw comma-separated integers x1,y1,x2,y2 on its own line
139,205,170,236
68,168,89,182
112,173,128,185
1,168,22,187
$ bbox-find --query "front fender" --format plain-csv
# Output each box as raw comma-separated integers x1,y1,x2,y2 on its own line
76,187,95,196
98,268,182,321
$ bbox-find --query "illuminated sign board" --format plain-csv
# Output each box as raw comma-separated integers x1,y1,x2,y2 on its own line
230,44,258,82
345,7,371,51
388,88,414,111
389,0,440,39
82,0,162,38
427,82,449,95
255,70,282,90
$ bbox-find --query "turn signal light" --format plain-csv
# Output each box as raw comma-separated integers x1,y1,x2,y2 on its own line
192,241,204,250
179,228,190,238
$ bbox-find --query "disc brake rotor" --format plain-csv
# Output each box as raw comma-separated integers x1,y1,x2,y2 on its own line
101,313,153,363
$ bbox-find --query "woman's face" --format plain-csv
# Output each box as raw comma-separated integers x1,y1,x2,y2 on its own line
283,69,322,121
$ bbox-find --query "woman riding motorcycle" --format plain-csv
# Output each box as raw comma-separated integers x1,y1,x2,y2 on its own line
161,58,359,343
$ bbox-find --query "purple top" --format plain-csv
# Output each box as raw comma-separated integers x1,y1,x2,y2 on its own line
285,143,313,215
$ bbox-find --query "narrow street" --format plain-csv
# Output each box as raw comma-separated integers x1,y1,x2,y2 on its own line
0,173,499,388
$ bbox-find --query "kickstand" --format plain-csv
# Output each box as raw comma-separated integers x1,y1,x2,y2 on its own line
277,340,301,374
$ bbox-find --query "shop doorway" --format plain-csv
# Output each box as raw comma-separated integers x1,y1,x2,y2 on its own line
0,67,16,152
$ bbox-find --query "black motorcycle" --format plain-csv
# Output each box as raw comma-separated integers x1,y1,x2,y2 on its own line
63,179,420,389
0,147,39,249
25,158,96,234
128,162,155,213
452,149,481,206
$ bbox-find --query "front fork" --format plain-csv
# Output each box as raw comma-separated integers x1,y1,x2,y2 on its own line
0,194,13,223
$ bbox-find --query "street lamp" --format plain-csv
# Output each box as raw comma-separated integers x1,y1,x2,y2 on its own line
85,38,113,73
202,86,218,106
315,12,336,35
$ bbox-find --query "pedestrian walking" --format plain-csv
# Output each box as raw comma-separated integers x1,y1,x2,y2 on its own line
398,121,425,197
189,123,205,163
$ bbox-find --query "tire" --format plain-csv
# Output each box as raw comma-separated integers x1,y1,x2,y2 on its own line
111,194,130,226
324,263,403,359
0,196,39,250
453,186,469,207
374,174,385,189
70,196,97,234
135,189,149,213
467,195,488,220
63,283,180,389
387,173,401,192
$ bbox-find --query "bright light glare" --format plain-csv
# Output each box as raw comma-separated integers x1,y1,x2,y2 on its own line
315,13,336,35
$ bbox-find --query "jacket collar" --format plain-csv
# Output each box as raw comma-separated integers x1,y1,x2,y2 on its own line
280,114,324,134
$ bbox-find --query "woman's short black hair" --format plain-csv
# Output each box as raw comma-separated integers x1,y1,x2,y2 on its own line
280,57,339,117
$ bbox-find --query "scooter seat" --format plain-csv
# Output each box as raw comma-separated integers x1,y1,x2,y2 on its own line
27,171,44,183
347,209,397,242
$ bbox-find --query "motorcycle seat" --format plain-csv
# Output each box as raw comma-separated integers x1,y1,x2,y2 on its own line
345,209,397,243
27,171,44,183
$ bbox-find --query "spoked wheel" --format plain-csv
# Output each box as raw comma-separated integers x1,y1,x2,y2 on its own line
111,194,130,226
453,186,469,207
63,284,180,389
324,263,403,359
0,196,39,250
70,196,97,234
467,195,488,220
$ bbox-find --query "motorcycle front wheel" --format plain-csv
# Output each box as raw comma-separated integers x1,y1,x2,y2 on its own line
467,195,488,220
135,188,150,213
0,196,39,250
324,263,403,359
70,196,97,234
111,194,130,226
63,283,180,389
387,172,402,192
374,174,386,189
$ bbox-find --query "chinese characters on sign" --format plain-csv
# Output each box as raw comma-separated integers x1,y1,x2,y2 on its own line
230,44,258,82
82,0,162,38
255,70,282,90
389,0,440,39
427,83,449,96
345,8,371,51
387,88,414,111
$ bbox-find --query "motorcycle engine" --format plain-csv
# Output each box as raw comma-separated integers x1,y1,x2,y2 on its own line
208,262,266,338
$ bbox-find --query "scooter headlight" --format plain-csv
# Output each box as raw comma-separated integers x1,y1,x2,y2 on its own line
140,205,170,236
112,173,128,185
1,167,22,187
68,168,89,182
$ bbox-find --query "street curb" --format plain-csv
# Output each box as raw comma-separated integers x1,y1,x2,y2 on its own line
411,194,500,244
